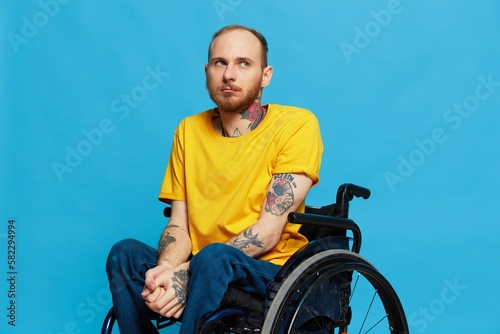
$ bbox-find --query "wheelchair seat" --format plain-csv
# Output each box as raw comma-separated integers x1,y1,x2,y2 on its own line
102,183,409,334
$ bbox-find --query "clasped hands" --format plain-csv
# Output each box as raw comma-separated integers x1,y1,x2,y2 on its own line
141,262,190,319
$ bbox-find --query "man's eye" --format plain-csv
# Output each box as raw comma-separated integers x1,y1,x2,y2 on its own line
240,61,250,67
215,60,226,66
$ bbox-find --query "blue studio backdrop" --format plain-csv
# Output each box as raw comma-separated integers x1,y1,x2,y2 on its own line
1,1,499,333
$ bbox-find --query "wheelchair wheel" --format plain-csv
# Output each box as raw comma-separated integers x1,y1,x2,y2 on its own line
262,250,408,334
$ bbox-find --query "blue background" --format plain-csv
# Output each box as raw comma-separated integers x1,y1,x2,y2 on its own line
1,0,499,333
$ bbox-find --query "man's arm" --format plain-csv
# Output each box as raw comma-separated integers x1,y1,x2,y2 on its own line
142,200,192,318
156,200,192,267
225,172,313,258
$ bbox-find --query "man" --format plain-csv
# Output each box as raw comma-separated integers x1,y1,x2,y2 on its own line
106,25,323,333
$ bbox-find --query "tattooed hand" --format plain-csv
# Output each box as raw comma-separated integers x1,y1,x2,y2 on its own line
142,262,190,319
171,268,189,305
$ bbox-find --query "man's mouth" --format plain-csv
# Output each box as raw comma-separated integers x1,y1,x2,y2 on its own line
221,85,239,92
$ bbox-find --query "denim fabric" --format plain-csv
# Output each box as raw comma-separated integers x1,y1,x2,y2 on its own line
106,239,160,333
106,239,280,334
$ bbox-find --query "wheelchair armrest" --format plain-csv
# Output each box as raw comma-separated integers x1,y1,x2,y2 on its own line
288,212,362,254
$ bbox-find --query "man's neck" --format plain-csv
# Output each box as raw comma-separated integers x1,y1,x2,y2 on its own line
219,99,267,137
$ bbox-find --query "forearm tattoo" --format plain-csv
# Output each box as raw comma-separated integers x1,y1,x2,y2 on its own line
229,228,264,250
171,268,189,305
265,174,296,216
157,224,182,256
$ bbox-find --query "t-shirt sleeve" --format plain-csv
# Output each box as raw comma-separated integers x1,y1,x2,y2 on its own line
158,125,187,203
272,112,323,186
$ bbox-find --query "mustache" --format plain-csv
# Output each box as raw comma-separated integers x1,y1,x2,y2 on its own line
221,84,241,91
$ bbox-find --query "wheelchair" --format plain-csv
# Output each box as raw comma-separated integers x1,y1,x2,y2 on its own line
102,183,409,334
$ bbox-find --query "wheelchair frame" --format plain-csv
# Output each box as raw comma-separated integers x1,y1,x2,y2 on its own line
102,184,409,334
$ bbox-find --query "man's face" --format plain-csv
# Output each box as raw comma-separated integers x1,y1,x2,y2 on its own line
206,29,271,113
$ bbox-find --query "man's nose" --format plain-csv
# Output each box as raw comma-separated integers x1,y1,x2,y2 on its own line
223,64,236,82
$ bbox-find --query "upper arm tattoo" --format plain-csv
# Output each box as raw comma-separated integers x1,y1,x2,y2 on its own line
229,228,264,250
265,174,297,216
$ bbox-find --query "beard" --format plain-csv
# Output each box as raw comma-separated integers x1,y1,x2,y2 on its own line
206,78,262,114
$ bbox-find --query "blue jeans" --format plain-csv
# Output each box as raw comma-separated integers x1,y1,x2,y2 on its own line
106,239,281,334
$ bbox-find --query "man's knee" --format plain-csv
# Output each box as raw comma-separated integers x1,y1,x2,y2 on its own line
106,238,156,295
106,238,142,272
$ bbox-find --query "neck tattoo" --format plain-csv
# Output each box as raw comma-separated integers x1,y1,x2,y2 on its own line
221,106,266,138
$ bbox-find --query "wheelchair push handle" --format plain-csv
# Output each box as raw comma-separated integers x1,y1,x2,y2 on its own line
337,183,370,203
349,184,370,199
336,183,370,218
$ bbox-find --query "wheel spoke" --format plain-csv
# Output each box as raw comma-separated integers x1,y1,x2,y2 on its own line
350,272,361,303
358,288,378,334
363,314,388,334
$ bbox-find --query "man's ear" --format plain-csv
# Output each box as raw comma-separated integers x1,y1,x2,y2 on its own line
261,66,273,88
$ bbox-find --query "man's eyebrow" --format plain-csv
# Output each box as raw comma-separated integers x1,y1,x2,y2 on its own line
235,57,254,63
209,56,226,63
209,56,254,64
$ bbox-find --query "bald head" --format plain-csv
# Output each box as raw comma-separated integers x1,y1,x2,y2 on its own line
208,25,268,68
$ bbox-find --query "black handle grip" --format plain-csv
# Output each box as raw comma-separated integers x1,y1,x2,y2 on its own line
338,183,371,202
335,184,371,218
347,184,371,200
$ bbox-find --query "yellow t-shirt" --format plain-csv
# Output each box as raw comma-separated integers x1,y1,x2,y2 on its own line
158,104,323,266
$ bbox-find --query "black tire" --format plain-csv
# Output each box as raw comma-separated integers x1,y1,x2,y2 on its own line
261,250,408,334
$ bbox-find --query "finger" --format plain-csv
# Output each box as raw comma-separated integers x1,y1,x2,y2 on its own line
141,285,151,298
150,270,172,288
145,288,176,313
161,301,183,319
141,280,156,297
154,287,177,309
142,286,163,303
144,265,168,290
142,278,156,294
141,277,159,298
172,305,186,319
160,293,186,318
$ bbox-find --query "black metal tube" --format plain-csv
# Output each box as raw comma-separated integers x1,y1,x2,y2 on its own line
288,212,362,253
